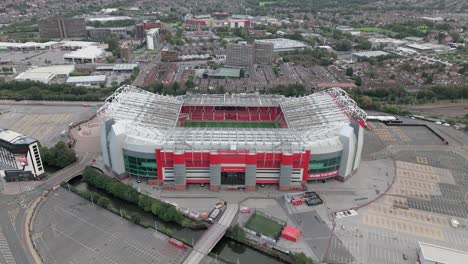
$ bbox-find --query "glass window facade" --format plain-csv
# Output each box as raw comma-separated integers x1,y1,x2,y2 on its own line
308,156,341,174
123,155,157,178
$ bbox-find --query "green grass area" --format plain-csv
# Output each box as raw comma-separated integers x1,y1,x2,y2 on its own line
355,27,397,36
259,1,276,6
245,212,284,239
183,120,279,128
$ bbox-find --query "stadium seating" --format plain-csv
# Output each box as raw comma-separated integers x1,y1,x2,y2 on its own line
179,106,288,127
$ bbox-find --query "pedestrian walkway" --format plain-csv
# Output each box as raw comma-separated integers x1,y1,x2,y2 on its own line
0,228,16,264
183,204,238,264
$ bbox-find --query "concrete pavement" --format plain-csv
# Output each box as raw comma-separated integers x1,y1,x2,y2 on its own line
183,204,238,264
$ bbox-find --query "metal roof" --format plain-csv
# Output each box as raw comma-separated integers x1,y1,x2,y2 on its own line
419,241,468,264
66,75,106,83
0,129,37,145
98,85,367,152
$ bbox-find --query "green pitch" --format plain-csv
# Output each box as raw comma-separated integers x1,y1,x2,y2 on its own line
183,120,279,128
245,212,284,239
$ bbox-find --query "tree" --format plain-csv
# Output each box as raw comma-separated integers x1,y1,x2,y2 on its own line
40,141,78,168
106,56,116,63
358,39,372,50
335,39,352,51
353,76,362,86
345,67,353,77
239,68,245,78
359,96,373,109
292,252,315,264
97,197,111,208
130,214,141,225
171,82,180,93
228,224,246,241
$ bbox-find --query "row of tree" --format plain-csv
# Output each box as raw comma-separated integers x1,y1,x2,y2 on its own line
82,167,186,224
0,80,114,101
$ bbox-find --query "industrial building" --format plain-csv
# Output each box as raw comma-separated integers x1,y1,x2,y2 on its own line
418,241,468,264
39,17,87,39
14,65,75,84
0,129,44,181
99,86,367,191
146,28,161,50
254,38,307,52
0,41,60,51
66,75,106,87
63,46,105,63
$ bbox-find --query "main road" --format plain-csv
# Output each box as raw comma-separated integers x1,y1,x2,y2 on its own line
0,153,97,264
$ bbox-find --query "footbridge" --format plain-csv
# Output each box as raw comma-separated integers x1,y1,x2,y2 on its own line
183,203,238,264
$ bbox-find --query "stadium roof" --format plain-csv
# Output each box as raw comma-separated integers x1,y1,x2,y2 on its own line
98,86,366,151
183,93,282,107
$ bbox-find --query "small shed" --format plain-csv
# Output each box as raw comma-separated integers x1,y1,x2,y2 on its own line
281,225,301,242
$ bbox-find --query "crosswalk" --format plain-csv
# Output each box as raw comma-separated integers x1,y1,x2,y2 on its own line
0,229,16,264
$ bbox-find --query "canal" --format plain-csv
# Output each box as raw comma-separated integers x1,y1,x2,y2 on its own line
68,177,285,264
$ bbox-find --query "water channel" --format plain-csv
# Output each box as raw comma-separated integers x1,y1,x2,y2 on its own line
68,177,285,264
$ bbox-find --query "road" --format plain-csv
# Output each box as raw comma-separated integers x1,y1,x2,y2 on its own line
0,153,97,264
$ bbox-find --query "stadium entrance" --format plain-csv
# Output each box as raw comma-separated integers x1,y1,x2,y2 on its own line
221,172,245,185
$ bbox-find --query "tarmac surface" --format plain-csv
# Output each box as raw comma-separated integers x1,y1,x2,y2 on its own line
32,188,190,264
0,103,96,146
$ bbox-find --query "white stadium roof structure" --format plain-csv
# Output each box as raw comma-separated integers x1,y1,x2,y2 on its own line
98,85,366,152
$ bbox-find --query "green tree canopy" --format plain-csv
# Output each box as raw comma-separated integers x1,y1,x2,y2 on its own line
335,39,352,51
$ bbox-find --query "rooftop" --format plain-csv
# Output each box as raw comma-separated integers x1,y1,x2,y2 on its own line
14,72,55,84
96,64,138,71
64,46,105,60
0,129,37,145
87,16,132,22
66,75,106,83
254,38,307,51
352,50,390,58
0,41,59,49
419,241,468,264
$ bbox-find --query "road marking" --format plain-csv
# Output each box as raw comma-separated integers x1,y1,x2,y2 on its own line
0,228,16,264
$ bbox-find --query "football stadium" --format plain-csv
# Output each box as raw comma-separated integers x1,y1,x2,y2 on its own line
99,85,367,190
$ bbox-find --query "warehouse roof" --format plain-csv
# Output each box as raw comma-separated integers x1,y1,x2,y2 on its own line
352,50,390,58
0,129,36,145
419,242,468,264
254,38,307,51
66,75,106,83
64,46,105,60
14,72,55,84
96,64,138,71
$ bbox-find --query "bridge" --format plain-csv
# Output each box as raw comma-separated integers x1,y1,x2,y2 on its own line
183,203,238,264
